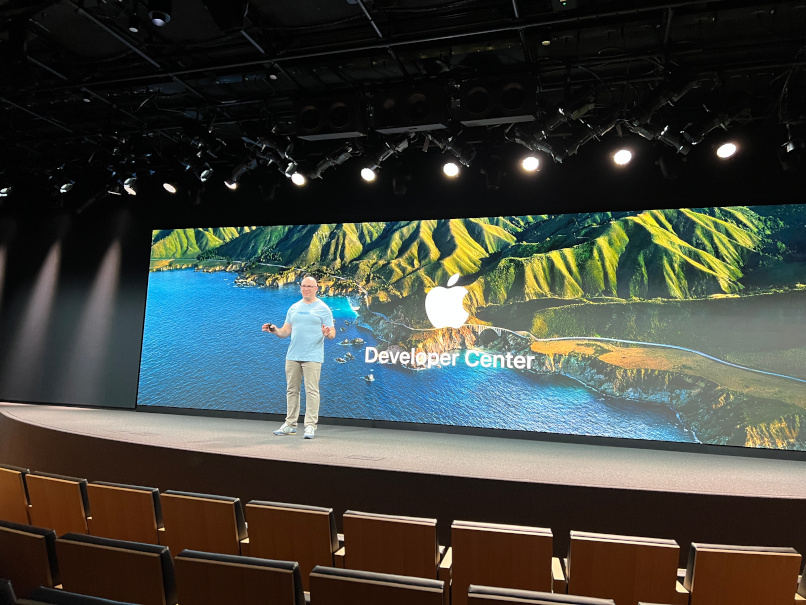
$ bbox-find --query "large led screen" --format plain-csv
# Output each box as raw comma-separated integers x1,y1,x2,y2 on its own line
137,205,806,450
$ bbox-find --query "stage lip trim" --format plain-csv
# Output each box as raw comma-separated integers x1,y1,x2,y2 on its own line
135,404,806,462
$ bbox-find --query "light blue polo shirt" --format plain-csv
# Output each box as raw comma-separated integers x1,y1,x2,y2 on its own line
285,298,334,363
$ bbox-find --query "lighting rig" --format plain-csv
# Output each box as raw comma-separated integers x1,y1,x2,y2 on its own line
0,74,788,210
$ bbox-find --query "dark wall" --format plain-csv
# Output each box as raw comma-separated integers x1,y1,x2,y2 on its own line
0,208,151,408
0,128,804,409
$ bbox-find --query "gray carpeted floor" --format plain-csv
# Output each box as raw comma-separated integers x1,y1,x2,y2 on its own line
2,402,805,498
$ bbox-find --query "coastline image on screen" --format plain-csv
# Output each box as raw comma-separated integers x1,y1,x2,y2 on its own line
137,205,806,450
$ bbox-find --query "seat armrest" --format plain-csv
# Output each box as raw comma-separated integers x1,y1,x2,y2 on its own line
240,537,250,557
333,546,346,568
552,557,567,594
673,580,690,605
438,547,452,582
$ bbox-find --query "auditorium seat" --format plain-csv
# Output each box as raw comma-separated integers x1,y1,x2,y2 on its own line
799,562,806,598
55,533,177,605
158,490,248,557
26,472,90,536
309,565,444,605
21,587,138,604
0,520,60,598
245,500,340,591
86,481,162,544
341,510,449,580
174,549,305,605
450,520,560,605
1,578,17,605
565,530,687,605
0,465,31,525
468,585,616,604
682,542,802,605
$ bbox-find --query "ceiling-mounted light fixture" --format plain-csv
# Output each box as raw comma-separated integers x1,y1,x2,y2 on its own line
443,162,460,177
163,182,178,194
716,142,738,159
290,172,306,186
123,177,138,195
0,186,12,197
148,0,172,26
224,158,258,190
613,149,633,166
360,135,412,184
521,155,540,172
183,156,214,182
60,180,75,194
427,133,476,168
266,64,281,81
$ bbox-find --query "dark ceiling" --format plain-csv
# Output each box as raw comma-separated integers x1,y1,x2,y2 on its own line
1,0,806,215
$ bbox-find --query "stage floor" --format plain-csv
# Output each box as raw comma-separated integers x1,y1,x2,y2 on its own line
2,402,804,499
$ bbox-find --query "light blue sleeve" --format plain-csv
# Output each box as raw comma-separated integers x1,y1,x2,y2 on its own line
321,303,334,328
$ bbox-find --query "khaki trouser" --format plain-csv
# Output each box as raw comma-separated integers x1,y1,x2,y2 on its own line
284,359,322,428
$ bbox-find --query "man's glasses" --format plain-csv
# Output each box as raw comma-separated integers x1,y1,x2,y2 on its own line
300,285,317,289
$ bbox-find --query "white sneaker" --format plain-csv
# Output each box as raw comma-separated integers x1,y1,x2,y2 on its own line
303,426,316,439
273,423,296,436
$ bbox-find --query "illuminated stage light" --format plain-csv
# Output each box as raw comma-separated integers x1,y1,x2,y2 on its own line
360,168,377,182
521,156,540,172
290,172,306,186
716,142,738,159
123,177,137,196
225,158,257,190
199,167,214,182
163,182,178,194
613,149,632,166
59,180,75,194
443,162,459,177
0,186,11,197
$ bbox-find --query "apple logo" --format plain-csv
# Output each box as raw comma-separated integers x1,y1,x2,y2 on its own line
425,273,469,329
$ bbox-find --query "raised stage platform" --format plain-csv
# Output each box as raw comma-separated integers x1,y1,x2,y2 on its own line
2,402,805,564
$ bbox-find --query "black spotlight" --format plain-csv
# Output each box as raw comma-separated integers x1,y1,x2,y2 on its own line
148,0,172,26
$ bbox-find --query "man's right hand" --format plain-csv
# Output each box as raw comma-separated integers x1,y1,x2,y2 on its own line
262,323,276,332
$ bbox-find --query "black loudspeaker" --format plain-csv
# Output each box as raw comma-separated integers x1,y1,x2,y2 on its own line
373,83,449,134
459,76,537,127
295,96,368,141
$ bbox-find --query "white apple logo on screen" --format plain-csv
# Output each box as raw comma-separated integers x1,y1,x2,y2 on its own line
425,273,469,329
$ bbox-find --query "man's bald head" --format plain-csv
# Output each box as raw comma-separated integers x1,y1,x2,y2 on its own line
300,275,319,301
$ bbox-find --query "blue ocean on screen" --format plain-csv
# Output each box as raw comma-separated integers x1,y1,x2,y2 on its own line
137,270,695,442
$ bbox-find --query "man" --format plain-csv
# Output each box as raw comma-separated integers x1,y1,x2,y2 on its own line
262,275,335,439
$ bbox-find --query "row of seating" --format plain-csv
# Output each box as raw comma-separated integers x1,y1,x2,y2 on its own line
2,463,805,605
1,568,638,605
